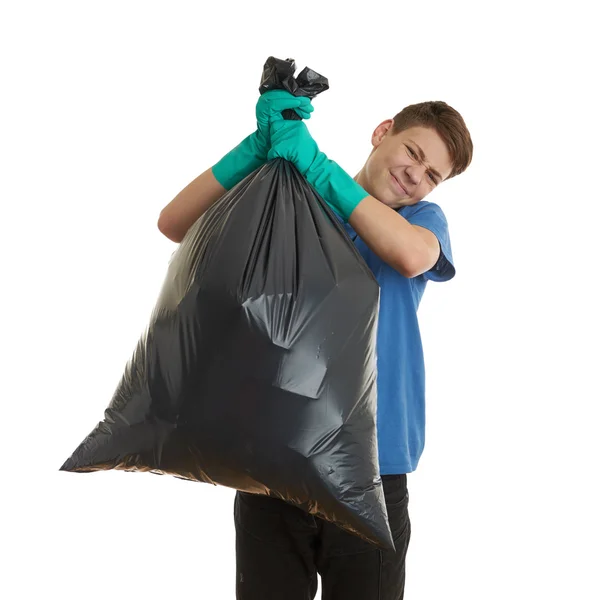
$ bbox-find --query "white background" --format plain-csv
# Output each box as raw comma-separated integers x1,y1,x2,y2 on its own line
2,1,599,598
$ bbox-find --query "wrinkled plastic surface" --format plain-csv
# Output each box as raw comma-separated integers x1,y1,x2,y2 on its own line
259,56,329,120
60,57,394,550
259,56,329,99
60,160,392,549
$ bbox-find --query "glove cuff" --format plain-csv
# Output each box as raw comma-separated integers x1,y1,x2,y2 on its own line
212,132,266,190
306,154,369,221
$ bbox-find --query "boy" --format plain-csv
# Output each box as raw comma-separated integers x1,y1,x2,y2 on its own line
158,89,473,599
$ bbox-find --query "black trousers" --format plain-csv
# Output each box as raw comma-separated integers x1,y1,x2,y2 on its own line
234,475,411,600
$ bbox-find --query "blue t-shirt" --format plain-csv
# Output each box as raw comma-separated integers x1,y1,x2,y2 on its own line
341,200,456,474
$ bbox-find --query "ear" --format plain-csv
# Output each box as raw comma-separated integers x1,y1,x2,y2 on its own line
371,120,394,148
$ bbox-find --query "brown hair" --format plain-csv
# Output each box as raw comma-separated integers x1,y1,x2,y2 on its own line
391,101,473,180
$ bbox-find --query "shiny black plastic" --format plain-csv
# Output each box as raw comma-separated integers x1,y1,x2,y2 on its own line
259,56,329,120
60,59,394,551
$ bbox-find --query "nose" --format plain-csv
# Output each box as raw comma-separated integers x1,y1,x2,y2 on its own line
406,164,427,185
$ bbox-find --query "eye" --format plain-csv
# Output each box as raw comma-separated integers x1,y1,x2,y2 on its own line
406,145,417,158
428,172,437,183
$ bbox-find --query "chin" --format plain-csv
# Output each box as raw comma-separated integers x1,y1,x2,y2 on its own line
369,185,396,208
379,193,404,209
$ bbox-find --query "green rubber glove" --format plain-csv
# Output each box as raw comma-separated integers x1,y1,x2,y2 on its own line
267,118,368,221
212,90,314,190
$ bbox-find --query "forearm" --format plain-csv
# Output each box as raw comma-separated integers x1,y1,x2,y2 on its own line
157,167,226,243
348,196,430,277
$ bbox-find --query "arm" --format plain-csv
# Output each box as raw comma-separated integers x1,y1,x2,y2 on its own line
348,196,441,278
157,167,226,243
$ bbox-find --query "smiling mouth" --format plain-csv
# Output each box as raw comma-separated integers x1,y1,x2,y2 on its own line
391,173,408,196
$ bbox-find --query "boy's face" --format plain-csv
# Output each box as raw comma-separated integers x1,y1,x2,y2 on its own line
356,123,453,209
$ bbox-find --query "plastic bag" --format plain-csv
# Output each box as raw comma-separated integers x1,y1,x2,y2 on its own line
60,57,393,550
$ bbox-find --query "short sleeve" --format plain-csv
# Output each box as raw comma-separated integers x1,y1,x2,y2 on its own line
401,201,456,282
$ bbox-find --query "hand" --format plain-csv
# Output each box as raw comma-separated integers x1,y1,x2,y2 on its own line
255,90,314,158
267,119,321,175
212,90,313,191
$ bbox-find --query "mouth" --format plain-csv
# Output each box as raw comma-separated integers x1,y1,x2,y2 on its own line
391,173,408,196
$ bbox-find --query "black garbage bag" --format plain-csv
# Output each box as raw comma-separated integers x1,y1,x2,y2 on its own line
60,57,394,551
